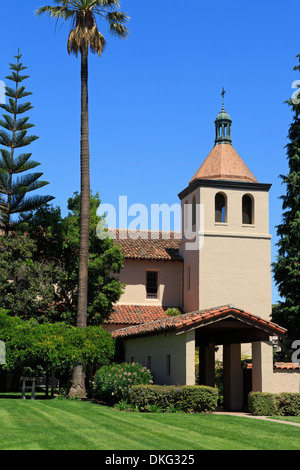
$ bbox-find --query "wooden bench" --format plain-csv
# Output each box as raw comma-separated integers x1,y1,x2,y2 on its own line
20,376,60,399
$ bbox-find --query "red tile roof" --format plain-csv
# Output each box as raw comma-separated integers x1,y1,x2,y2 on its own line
106,304,179,325
244,362,300,370
111,305,286,339
190,144,258,183
273,362,300,370
110,229,182,262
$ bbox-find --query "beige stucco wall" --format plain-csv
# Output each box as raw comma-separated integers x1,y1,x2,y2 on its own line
273,370,300,393
199,235,272,319
123,330,195,386
179,189,200,313
117,259,182,307
180,185,272,320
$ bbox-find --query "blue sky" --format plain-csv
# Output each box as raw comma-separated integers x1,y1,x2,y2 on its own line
0,0,299,304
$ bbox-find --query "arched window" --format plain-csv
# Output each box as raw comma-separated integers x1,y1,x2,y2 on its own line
184,200,189,230
192,195,196,226
215,192,227,223
242,194,254,224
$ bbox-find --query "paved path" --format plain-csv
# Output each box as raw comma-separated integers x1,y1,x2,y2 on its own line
214,411,300,427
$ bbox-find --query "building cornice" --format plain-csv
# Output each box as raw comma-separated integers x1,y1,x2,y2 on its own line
178,178,272,200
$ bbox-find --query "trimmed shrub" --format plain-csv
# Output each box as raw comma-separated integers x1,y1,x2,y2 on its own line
129,384,218,413
248,392,281,416
248,391,300,416
93,362,153,404
279,393,300,416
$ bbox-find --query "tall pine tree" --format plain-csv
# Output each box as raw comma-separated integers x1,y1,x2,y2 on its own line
0,51,53,234
272,55,300,358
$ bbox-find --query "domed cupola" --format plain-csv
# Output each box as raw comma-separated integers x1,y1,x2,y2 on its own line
190,89,258,183
214,88,232,145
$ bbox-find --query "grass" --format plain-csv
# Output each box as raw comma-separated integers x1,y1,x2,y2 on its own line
0,398,300,450
269,415,300,424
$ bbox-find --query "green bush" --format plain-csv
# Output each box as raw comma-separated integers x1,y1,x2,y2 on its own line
248,391,300,416
93,362,154,404
248,392,281,416
129,384,218,413
165,308,181,317
279,393,300,416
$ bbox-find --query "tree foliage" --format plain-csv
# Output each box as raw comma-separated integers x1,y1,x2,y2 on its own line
0,233,66,321
28,192,125,325
0,51,53,234
272,55,300,357
0,309,115,373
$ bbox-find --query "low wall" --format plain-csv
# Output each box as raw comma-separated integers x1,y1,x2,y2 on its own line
244,363,300,394
273,364,300,393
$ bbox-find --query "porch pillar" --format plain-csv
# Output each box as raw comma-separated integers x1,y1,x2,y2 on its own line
252,341,274,393
223,343,243,411
185,330,196,385
199,343,215,387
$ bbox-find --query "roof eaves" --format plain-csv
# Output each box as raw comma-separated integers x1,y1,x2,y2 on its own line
111,305,286,340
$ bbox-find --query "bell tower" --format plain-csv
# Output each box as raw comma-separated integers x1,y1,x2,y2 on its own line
178,93,272,321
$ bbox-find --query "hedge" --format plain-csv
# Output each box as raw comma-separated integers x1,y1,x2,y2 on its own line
248,392,300,416
129,384,218,413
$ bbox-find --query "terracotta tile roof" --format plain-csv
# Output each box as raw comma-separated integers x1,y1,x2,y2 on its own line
106,305,179,325
190,143,258,183
111,305,286,339
110,229,182,262
273,362,300,370
244,362,300,370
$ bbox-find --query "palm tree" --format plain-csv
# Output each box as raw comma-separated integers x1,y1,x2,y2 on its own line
36,0,129,397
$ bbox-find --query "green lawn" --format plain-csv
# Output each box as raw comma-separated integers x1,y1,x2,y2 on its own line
0,398,300,450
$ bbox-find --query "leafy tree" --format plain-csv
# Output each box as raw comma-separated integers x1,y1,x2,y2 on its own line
272,55,300,358
36,0,129,397
29,192,125,326
0,233,66,322
0,309,115,392
0,51,54,234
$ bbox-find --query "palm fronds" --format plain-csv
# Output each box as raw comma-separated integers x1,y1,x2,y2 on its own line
36,0,129,56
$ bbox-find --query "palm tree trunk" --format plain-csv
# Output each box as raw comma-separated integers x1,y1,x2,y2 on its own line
77,45,90,328
69,43,90,398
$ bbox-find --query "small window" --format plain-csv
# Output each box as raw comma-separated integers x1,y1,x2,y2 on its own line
184,200,189,230
166,355,171,375
192,195,196,226
187,265,191,291
146,271,158,299
242,195,254,224
215,193,227,223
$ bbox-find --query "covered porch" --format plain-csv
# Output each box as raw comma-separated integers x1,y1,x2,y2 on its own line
112,305,286,411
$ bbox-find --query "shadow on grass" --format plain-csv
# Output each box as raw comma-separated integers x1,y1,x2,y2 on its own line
0,392,52,400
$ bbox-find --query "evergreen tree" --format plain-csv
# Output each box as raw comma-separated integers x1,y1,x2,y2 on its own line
272,55,300,358
0,51,53,234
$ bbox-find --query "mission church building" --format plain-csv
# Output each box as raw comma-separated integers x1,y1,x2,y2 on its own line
103,99,293,411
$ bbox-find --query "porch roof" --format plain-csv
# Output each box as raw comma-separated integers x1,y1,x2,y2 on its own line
111,305,286,340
